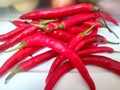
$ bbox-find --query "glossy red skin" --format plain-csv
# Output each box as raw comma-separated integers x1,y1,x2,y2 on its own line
60,12,118,29
13,20,27,27
46,35,108,81
83,21,103,27
66,25,89,34
45,61,73,90
60,12,99,29
101,12,118,26
75,35,107,51
78,46,114,56
23,32,95,90
0,26,27,41
20,50,58,71
45,55,120,90
20,4,94,19
11,20,75,42
0,26,39,52
0,46,41,77
46,34,83,82
48,30,74,42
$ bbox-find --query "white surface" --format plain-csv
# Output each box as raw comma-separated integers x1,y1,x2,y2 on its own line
0,20,120,90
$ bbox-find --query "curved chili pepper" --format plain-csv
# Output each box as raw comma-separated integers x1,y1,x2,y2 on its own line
20,3,99,19
46,24,96,82
0,46,41,77
14,32,95,90
0,26,39,52
78,46,120,56
0,26,28,41
45,55,120,90
75,35,119,51
58,12,118,30
5,50,58,83
58,12,100,29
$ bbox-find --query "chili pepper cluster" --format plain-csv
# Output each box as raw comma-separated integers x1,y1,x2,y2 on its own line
0,3,120,90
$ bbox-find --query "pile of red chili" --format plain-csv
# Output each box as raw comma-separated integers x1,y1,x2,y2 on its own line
0,3,120,90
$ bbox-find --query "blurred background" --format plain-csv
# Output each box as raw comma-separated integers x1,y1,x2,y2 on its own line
0,0,120,20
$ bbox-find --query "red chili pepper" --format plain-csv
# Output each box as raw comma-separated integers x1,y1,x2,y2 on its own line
58,12,118,30
5,50,58,83
20,3,99,19
75,35,119,51
0,26,39,52
46,24,96,82
100,12,118,26
13,20,28,27
78,46,119,56
45,61,73,90
58,12,99,29
0,46,41,77
15,32,95,90
0,26,28,41
45,55,120,90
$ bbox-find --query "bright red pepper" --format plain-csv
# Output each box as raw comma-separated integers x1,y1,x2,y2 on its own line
0,26,28,41
45,55,120,90
0,26,39,52
20,3,99,19
16,32,95,90
0,46,41,77
5,50,58,83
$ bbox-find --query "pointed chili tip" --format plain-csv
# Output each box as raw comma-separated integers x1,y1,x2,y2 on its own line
4,42,25,53
99,11,119,39
5,66,21,84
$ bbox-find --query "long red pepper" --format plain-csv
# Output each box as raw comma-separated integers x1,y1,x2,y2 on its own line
45,55,120,90
13,20,28,27
5,50,58,83
12,20,75,42
0,46,41,77
77,46,119,56
0,26,28,41
46,24,96,81
15,32,96,90
47,34,119,81
100,12,118,26
20,3,99,19
0,26,39,52
45,61,73,90
58,12,99,29
58,12,118,30
75,35,119,51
